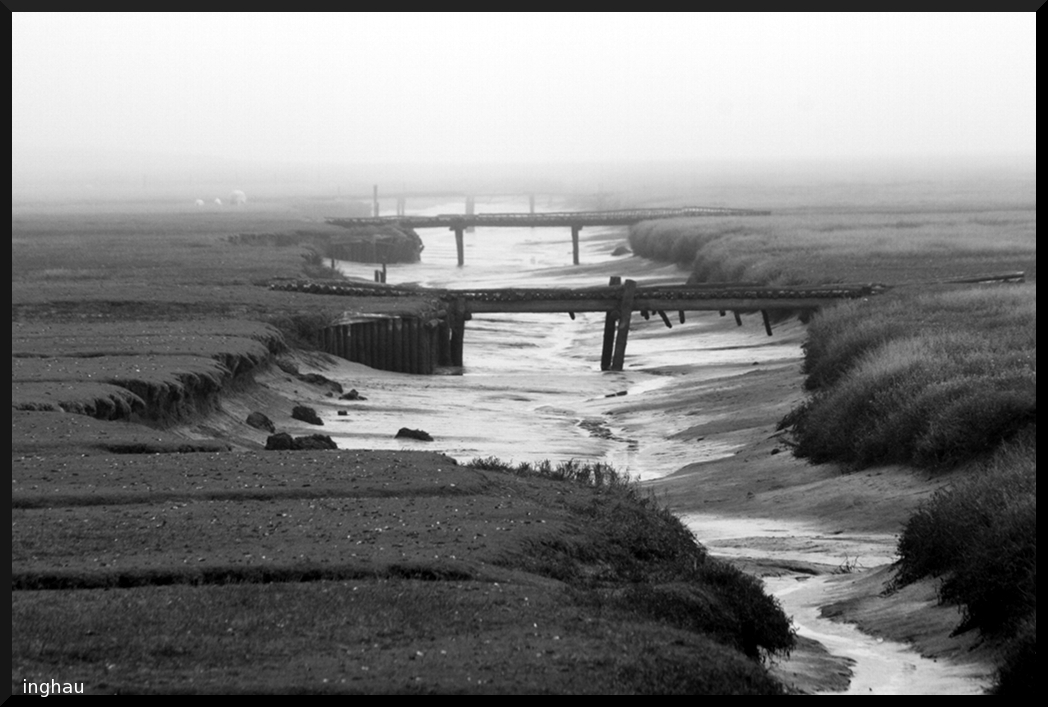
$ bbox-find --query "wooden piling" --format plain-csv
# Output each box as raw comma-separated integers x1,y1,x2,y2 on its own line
733,311,743,326
453,226,465,267
679,311,686,324
438,320,451,367
373,320,381,368
658,310,672,328
406,318,419,374
348,324,358,362
450,298,466,367
420,321,435,374
571,225,581,265
357,323,369,367
761,310,773,337
392,319,404,372
600,276,621,371
611,279,637,371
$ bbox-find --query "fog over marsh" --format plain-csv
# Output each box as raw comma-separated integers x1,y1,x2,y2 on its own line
12,13,1036,202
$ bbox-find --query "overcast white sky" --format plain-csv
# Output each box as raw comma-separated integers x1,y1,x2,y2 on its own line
12,12,1036,173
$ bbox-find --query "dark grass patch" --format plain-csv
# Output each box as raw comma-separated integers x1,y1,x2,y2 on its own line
992,613,1036,696
12,578,783,694
889,436,1036,687
12,483,479,510
467,458,795,661
12,562,476,591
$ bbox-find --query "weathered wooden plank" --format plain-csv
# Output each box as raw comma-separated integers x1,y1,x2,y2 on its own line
466,297,834,314
601,276,621,371
611,279,637,371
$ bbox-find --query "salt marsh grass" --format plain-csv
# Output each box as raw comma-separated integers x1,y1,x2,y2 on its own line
630,201,1036,692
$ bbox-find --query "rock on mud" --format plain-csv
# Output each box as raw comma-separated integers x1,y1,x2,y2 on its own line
246,411,276,433
298,372,343,394
265,432,339,450
291,405,323,425
265,433,295,450
396,427,433,441
292,434,338,450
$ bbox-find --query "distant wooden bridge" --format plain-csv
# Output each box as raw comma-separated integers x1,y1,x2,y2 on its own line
273,278,878,373
327,207,770,266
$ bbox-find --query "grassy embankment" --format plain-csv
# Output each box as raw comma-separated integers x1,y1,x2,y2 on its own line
11,205,794,694
629,206,1036,693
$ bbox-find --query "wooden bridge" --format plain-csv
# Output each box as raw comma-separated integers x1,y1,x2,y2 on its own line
327,206,770,266
273,278,878,372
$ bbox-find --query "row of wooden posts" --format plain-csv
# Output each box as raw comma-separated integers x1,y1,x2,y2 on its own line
320,315,465,374
319,276,780,374
450,224,582,267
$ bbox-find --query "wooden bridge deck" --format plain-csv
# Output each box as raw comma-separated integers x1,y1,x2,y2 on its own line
271,280,878,312
327,206,770,229
275,278,879,372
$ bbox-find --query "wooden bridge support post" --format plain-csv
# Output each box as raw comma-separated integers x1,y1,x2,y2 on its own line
571,225,582,265
600,276,621,371
610,279,637,371
761,310,773,337
733,311,743,327
452,226,465,267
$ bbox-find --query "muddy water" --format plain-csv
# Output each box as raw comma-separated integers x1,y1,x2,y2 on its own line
328,197,989,694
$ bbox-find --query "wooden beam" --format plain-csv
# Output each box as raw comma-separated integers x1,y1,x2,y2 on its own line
611,279,637,371
452,226,465,266
571,225,581,265
761,310,773,336
601,276,621,371
466,297,832,314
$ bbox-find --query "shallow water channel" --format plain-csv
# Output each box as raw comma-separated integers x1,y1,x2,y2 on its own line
329,197,988,694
